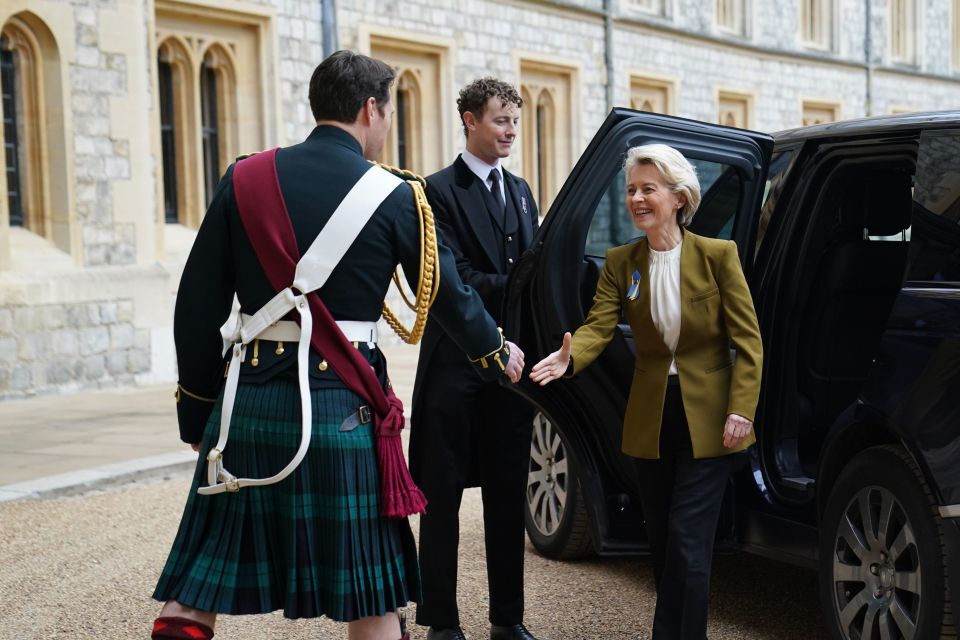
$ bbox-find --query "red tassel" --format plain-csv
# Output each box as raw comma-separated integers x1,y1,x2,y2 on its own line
376,397,427,518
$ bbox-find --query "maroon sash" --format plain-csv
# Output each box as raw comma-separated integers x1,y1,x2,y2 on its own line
232,148,427,518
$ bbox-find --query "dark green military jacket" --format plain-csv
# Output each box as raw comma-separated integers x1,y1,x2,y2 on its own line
174,126,504,443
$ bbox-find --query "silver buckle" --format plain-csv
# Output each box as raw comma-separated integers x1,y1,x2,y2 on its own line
359,405,372,424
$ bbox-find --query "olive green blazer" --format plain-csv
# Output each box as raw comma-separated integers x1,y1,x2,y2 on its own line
569,230,763,459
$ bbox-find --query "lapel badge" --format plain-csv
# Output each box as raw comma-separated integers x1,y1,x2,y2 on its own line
626,270,641,301
521,196,528,216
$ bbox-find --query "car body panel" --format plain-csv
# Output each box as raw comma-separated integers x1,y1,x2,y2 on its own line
505,109,960,584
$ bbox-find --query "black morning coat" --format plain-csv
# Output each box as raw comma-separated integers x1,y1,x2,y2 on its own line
411,155,539,414
173,127,506,444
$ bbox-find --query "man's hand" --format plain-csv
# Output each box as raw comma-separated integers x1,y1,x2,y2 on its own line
529,332,572,386
723,413,753,449
191,442,201,452
504,340,525,383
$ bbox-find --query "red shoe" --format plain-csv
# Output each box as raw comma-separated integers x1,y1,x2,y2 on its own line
151,616,214,639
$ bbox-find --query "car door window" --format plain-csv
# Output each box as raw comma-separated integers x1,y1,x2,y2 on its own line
908,130,960,284
585,156,742,257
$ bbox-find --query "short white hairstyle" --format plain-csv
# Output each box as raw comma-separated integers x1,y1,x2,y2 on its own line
623,144,701,226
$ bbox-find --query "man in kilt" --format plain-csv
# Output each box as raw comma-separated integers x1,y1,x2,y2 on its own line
151,50,523,640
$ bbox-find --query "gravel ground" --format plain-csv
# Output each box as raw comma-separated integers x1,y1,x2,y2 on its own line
0,472,825,639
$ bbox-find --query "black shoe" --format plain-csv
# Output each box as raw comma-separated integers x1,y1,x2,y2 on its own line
490,623,539,640
427,627,468,640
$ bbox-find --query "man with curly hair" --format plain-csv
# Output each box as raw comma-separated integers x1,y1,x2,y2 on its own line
409,78,542,640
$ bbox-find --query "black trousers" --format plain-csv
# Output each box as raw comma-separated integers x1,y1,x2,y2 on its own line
410,360,534,628
634,380,742,640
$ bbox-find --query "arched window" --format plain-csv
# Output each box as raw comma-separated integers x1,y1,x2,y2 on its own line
158,52,177,223
369,36,446,175
629,76,674,115
718,91,752,128
200,60,220,206
1,19,42,234
716,0,745,34
534,90,555,209
520,61,574,214
1,34,23,227
157,37,196,226
0,12,71,259
890,0,916,63
199,45,237,207
393,70,421,170
800,0,830,49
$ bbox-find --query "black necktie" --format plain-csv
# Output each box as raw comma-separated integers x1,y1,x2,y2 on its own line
489,169,505,215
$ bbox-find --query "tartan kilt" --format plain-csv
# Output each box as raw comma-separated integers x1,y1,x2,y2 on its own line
153,380,421,620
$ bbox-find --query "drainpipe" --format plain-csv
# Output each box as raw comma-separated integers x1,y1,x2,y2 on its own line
604,0,615,113
322,0,338,58
864,0,874,116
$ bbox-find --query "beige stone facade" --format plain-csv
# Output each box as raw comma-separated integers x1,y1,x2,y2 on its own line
1,0,959,398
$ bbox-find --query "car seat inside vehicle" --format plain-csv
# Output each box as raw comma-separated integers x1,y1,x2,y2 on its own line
796,166,914,467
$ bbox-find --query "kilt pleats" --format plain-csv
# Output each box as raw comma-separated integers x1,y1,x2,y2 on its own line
153,380,420,620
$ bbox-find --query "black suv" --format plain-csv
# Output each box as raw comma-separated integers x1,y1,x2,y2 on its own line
503,109,960,639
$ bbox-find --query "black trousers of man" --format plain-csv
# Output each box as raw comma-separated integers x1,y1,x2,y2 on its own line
634,378,743,640
412,359,534,629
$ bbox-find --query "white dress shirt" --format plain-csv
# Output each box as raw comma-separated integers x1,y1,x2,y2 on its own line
649,240,683,375
461,149,506,206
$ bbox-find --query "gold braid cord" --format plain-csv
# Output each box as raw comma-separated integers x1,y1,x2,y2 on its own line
376,163,439,344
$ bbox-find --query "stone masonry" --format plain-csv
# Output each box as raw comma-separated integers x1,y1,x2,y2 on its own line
0,299,150,400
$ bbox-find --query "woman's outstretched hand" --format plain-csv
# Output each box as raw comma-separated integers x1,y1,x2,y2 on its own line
529,332,572,386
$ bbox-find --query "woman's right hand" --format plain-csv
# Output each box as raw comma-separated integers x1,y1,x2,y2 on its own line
529,332,572,386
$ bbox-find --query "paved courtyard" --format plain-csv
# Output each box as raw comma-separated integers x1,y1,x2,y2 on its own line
0,472,825,639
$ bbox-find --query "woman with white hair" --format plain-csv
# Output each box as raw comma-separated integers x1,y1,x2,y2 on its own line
530,143,763,639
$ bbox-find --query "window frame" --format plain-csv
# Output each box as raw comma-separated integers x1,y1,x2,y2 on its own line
715,0,747,36
889,0,917,65
0,19,44,237
628,73,677,116
799,0,832,51
519,56,579,215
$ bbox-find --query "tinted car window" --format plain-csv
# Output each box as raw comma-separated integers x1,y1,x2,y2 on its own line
909,130,960,283
584,157,741,257
755,148,796,252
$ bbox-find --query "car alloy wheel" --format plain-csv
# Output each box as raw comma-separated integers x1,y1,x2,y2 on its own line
819,445,950,640
829,485,921,638
523,410,593,559
527,411,568,537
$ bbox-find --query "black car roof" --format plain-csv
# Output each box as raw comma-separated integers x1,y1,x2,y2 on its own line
773,110,960,143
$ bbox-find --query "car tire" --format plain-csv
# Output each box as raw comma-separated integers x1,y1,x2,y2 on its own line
819,444,955,640
524,410,593,560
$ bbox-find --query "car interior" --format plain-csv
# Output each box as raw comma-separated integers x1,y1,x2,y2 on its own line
792,159,916,472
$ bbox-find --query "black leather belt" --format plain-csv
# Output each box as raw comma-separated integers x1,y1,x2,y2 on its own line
339,405,372,432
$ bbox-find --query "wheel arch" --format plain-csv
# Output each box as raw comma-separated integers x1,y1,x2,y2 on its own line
816,412,939,521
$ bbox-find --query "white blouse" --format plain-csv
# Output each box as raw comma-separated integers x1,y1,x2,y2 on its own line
649,240,682,375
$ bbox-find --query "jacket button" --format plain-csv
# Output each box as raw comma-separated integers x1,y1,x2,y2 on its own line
507,258,514,264
318,360,328,371
507,235,513,242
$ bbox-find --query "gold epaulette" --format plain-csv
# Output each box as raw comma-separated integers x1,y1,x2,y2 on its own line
235,151,262,162
371,161,427,188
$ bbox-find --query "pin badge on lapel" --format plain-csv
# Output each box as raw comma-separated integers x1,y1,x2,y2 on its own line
521,196,528,215
626,270,641,301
